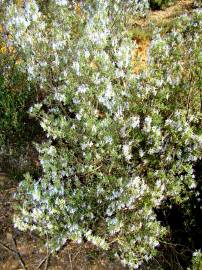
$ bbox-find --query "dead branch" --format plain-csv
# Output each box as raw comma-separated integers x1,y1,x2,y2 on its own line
11,236,28,270
0,239,27,270
36,252,51,270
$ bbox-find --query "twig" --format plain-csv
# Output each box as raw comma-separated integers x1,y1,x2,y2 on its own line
35,252,51,270
186,87,192,120
44,253,51,270
68,249,73,270
36,254,49,269
0,240,17,253
44,234,51,270
72,245,83,262
186,70,194,121
0,240,27,270
11,236,28,270
159,240,192,251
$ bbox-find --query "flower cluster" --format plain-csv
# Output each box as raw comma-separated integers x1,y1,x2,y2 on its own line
188,250,202,270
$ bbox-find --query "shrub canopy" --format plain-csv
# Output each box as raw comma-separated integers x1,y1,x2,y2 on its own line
4,1,202,269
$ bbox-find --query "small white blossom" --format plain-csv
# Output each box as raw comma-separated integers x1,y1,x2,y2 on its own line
123,144,132,161
55,0,68,6
77,84,88,94
104,136,113,144
130,116,140,128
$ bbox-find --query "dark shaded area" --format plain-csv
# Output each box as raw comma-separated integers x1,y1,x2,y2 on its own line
155,159,202,269
0,70,43,181
149,0,176,10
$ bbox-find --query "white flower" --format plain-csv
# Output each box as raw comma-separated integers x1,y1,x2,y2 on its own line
47,146,56,156
76,113,82,121
139,149,145,157
32,182,41,201
123,144,132,161
190,182,197,189
92,125,97,133
27,66,35,77
81,141,93,150
166,155,172,161
81,143,87,150
120,127,126,138
165,119,173,126
54,92,65,102
193,250,201,257
145,116,152,126
144,116,152,132
115,68,125,78
84,49,90,58
77,84,88,94
105,82,113,98
25,1,40,21
130,116,140,128
104,136,113,144
114,106,123,119
72,98,80,104
55,0,68,6
72,61,80,76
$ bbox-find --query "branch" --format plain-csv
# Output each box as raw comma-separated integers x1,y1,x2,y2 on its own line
11,236,28,270
0,239,27,270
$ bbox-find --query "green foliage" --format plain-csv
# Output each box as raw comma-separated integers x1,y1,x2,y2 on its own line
0,63,40,178
188,250,202,270
0,74,34,144
129,25,153,41
3,1,202,269
0,11,40,178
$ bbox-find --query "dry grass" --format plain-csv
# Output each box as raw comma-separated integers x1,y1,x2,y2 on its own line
149,0,194,23
131,0,195,74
